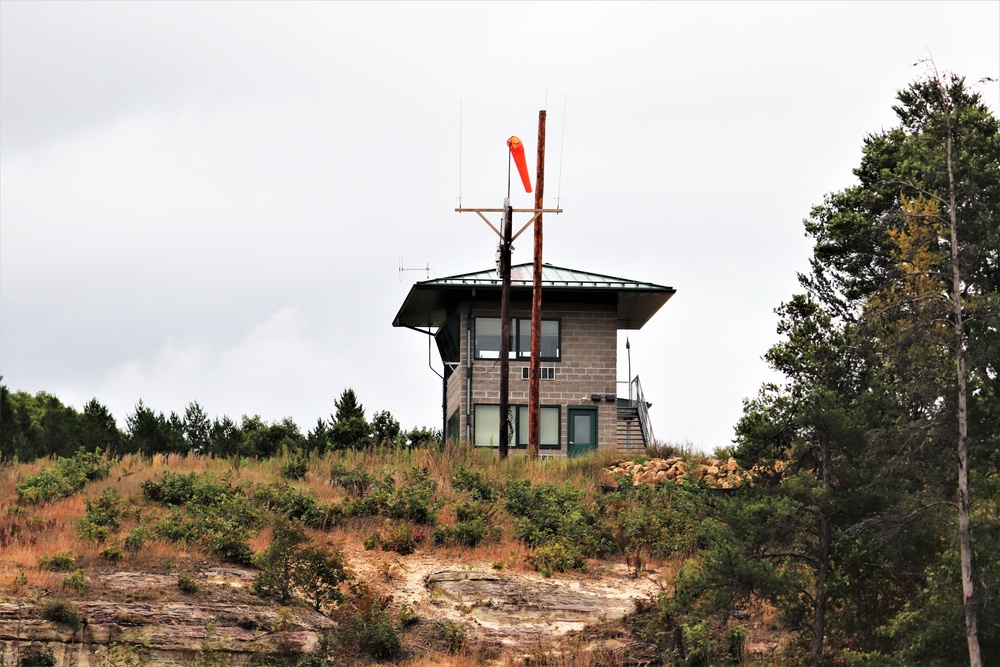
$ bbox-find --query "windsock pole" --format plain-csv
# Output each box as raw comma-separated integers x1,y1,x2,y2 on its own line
528,111,546,459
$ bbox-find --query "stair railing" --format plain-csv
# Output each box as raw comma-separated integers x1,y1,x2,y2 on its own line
630,376,654,446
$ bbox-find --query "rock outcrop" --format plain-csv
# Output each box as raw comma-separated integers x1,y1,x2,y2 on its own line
606,456,746,489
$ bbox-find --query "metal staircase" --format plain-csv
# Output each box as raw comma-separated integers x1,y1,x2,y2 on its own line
617,376,654,451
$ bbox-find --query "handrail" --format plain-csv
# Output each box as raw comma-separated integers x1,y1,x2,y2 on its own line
630,376,654,446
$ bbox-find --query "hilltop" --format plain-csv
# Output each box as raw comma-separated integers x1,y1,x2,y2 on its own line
0,445,780,666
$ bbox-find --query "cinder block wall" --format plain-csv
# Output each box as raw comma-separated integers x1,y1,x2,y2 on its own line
447,298,619,455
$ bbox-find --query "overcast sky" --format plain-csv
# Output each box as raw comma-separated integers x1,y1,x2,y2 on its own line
2,1,998,452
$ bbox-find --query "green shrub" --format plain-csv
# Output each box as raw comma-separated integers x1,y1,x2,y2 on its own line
361,615,403,662
251,483,332,528
365,522,421,556
124,527,150,552
40,598,84,631
177,572,200,594
100,542,124,562
329,464,376,497
82,488,127,530
451,464,499,502
19,646,56,667
62,568,87,592
505,479,615,557
335,589,404,663
211,532,254,565
38,549,76,572
280,456,308,481
432,505,501,548
529,541,586,576
16,449,110,504
380,523,420,555
439,620,466,654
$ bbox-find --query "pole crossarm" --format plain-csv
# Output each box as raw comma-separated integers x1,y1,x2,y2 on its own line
456,208,563,240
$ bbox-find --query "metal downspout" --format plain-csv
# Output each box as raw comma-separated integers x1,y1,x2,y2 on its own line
466,289,475,444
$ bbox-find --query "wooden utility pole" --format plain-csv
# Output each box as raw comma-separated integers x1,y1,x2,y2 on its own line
528,110,546,458
498,199,513,460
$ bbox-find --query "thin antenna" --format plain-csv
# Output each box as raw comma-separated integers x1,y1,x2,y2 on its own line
557,93,567,207
399,258,433,282
458,101,463,209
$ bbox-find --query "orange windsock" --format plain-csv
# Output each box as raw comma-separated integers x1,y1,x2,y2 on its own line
507,136,533,193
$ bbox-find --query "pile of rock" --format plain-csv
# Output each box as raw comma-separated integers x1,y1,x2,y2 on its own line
605,457,745,490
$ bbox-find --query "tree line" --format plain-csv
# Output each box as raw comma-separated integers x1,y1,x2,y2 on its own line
0,385,439,462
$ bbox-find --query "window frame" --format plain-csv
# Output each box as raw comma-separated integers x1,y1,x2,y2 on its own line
473,403,561,450
474,316,561,361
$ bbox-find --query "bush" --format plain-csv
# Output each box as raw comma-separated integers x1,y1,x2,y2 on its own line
529,542,587,576
62,568,87,592
211,533,254,566
124,527,150,552
505,479,615,557
40,598,84,631
439,620,466,654
335,589,404,663
280,456,308,481
329,464,376,497
451,464,499,502
368,522,420,555
19,646,56,667
38,549,76,572
432,501,502,548
16,449,110,504
177,572,200,594
100,542,124,562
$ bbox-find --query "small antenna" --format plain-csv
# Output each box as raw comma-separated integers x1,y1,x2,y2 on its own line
458,101,463,209
399,258,434,282
557,93,567,208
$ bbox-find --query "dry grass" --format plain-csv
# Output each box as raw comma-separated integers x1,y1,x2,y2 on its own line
0,445,639,594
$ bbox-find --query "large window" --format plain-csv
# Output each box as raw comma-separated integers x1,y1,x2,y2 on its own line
474,404,560,450
475,317,560,361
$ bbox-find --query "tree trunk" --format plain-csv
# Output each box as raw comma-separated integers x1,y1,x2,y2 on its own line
811,436,831,664
942,80,982,667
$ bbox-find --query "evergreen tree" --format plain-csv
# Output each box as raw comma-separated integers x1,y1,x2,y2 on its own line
329,388,371,450
729,69,1000,663
183,401,212,453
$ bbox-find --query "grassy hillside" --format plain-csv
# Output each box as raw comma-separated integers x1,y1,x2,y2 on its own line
4,444,767,666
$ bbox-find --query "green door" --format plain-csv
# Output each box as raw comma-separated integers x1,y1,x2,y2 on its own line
567,407,598,458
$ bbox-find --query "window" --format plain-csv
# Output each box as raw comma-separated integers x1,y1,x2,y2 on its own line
475,317,560,361
474,404,560,449
515,318,560,360
475,318,503,359
521,366,555,380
